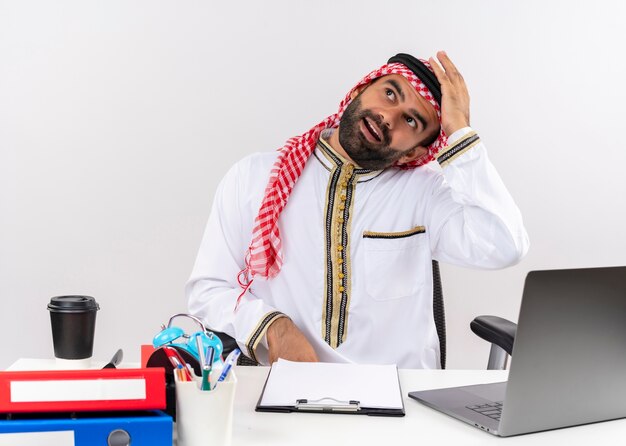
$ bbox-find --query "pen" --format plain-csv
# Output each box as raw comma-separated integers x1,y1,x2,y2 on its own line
171,356,182,368
163,346,193,381
218,348,241,382
201,346,215,391
205,345,215,368
176,364,188,381
201,368,211,390
165,355,179,369
195,335,206,367
185,362,195,377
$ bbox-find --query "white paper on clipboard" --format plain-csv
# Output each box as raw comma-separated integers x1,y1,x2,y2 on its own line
259,359,403,409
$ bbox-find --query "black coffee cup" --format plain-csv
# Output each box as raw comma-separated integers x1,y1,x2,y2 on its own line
48,295,99,360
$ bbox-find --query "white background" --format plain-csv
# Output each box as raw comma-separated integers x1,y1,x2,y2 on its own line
1,0,625,370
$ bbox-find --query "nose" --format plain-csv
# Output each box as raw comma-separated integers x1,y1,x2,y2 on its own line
378,106,402,130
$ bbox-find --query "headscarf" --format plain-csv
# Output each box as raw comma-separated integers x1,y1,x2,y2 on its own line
236,56,448,303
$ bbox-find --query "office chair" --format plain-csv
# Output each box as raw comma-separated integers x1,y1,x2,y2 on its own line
432,260,517,370
214,260,518,370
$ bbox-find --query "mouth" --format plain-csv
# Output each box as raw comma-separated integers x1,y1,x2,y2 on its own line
360,117,382,143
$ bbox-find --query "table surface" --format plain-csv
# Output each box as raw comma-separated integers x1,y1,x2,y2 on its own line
229,367,626,446
9,360,626,445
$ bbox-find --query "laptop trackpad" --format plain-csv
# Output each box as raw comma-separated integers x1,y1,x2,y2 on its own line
409,381,507,408
462,381,507,402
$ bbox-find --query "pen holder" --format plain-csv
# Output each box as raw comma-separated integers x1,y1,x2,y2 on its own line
174,371,237,446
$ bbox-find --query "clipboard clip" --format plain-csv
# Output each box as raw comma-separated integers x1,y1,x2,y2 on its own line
295,397,361,412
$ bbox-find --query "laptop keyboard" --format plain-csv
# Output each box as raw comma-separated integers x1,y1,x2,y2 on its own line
466,402,503,421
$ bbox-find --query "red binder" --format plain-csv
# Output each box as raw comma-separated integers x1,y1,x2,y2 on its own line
0,367,166,413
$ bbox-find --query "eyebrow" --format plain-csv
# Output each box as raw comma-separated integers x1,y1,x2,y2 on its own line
385,79,428,130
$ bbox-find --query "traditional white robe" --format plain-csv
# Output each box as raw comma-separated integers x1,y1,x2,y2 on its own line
186,127,529,368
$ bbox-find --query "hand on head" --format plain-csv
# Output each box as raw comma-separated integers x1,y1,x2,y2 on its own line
428,51,471,136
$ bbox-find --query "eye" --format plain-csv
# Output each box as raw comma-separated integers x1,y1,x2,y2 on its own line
385,88,396,101
405,115,417,129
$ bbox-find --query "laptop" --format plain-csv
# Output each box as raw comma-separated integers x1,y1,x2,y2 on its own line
409,266,626,436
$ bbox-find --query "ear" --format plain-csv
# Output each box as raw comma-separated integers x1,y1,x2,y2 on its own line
349,84,368,100
396,147,429,166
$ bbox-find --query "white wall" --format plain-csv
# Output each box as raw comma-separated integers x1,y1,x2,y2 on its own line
1,0,625,370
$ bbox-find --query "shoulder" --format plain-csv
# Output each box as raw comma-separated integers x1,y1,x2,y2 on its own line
235,151,281,174
222,151,280,185
216,151,280,205
384,159,445,188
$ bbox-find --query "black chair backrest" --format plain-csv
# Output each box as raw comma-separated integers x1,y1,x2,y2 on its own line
432,260,446,369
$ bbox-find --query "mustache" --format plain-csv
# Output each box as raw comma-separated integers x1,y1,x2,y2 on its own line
359,110,390,145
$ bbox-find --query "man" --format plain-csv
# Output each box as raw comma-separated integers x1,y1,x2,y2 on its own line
186,51,529,368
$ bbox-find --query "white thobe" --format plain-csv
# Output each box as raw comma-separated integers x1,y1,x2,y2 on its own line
186,127,529,368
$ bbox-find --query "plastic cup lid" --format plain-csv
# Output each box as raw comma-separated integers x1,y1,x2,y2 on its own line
47,295,100,313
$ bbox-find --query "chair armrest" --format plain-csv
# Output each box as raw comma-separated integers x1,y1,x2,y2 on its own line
470,315,517,356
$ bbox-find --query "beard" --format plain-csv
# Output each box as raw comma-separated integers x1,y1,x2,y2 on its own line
338,96,408,170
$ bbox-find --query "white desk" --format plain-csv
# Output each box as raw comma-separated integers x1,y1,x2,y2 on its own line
8,361,625,444
229,367,626,446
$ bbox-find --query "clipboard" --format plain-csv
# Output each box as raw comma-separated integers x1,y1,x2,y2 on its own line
255,360,405,417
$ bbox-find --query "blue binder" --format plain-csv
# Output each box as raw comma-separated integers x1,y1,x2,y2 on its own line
0,410,172,445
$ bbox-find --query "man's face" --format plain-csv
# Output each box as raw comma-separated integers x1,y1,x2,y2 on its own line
338,74,440,170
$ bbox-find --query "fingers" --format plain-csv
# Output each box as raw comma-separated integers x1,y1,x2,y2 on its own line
428,55,447,85
430,51,466,88
428,51,471,135
437,51,463,80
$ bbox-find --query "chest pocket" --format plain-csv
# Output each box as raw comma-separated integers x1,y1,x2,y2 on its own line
363,226,428,301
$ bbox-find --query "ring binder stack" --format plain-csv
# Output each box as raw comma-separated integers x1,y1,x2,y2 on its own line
0,360,172,445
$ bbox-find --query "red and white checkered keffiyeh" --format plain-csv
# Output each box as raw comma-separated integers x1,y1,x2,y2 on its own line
236,61,448,303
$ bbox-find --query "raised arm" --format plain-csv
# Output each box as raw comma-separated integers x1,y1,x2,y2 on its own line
426,52,529,268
